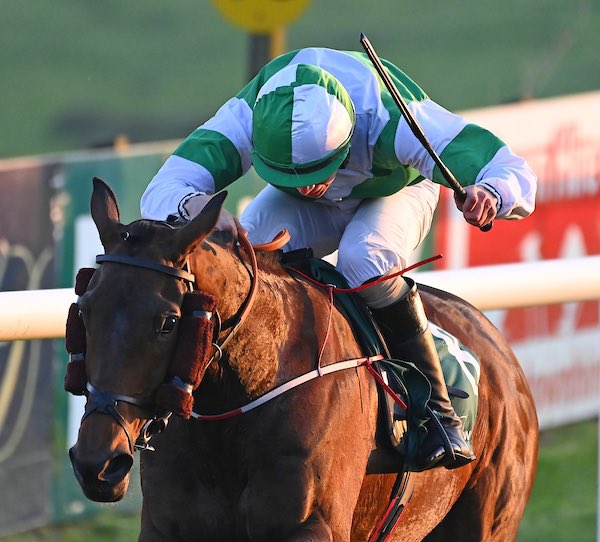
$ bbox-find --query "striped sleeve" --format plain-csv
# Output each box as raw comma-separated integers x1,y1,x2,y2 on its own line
140,96,252,220
141,51,300,220
394,99,536,219
174,97,253,189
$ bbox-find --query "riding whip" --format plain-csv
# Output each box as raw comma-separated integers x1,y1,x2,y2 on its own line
359,33,492,232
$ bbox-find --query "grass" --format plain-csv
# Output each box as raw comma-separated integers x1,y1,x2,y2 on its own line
518,419,597,542
2,419,596,541
0,511,140,542
2,0,599,159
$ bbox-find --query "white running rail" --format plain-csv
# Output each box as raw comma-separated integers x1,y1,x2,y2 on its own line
1,255,600,342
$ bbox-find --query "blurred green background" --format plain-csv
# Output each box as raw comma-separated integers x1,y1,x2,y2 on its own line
1,0,599,540
2,0,599,159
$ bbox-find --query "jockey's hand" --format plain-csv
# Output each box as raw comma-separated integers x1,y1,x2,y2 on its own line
454,185,498,228
183,194,237,233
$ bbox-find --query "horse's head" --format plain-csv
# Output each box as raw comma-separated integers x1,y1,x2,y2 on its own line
68,178,226,502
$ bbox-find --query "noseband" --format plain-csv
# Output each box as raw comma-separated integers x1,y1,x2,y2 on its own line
81,382,158,453
65,223,260,452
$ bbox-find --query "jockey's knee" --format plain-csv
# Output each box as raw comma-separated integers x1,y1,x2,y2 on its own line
337,238,410,298
356,267,412,309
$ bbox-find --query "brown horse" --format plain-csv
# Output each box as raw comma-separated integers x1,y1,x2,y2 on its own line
68,178,538,541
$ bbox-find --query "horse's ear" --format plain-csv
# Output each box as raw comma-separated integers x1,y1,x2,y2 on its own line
173,191,228,257
90,177,122,250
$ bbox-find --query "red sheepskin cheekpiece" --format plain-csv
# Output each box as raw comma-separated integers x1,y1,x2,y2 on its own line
64,267,95,395
156,291,217,419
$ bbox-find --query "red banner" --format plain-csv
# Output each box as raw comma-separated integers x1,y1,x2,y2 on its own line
432,93,600,428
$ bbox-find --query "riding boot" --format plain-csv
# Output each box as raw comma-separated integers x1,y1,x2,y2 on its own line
370,278,475,471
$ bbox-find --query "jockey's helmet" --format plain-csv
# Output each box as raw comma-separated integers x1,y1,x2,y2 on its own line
252,64,355,187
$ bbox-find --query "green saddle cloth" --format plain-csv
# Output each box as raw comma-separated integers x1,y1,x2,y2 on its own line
306,258,480,459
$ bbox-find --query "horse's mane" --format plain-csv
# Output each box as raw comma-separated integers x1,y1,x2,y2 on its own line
206,227,289,276
126,219,176,242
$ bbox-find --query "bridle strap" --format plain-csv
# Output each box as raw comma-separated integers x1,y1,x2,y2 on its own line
83,383,155,453
208,223,260,358
96,254,196,284
85,382,152,408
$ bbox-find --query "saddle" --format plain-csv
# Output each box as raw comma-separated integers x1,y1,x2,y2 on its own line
282,250,480,474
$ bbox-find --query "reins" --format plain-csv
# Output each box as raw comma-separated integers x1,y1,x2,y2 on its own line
192,239,442,421
208,224,260,361
190,246,441,419
283,255,441,376
191,354,385,421
286,254,442,294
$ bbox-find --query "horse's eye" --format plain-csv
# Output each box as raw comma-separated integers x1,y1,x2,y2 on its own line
159,315,179,335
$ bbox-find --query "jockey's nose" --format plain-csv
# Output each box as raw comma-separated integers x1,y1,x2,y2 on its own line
297,177,335,198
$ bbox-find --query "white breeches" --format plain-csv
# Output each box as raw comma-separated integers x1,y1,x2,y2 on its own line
240,180,440,295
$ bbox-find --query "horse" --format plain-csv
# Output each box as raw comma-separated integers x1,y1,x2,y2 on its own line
68,178,538,541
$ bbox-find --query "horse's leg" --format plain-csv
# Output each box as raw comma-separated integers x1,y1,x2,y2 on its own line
423,449,535,541
423,486,522,542
421,486,491,542
238,449,355,541
422,383,537,541
237,455,339,541
417,287,538,541
239,371,379,542
137,421,236,542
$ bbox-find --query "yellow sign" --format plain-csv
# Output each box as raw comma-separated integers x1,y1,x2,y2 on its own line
212,0,311,33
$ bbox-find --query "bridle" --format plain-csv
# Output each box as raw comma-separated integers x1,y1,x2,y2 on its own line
80,223,260,453
96,253,197,284
81,382,161,453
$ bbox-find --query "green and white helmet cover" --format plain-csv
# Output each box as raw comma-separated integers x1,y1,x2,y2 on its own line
252,63,356,187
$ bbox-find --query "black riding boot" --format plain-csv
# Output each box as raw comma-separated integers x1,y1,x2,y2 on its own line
371,278,475,471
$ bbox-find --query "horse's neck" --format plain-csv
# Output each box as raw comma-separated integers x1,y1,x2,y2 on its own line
191,242,291,400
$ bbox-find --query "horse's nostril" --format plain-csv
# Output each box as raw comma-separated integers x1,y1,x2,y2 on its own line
70,446,133,487
100,453,134,484
69,446,99,483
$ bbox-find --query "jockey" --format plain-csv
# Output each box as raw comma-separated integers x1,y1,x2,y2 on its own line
141,47,537,471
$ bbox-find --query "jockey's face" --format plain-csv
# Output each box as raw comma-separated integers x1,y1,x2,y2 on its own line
296,174,336,199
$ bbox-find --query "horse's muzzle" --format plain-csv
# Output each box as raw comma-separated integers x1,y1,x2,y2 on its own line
69,445,133,502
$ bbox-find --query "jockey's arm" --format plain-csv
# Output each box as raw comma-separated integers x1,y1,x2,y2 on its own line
394,99,537,228
140,97,253,221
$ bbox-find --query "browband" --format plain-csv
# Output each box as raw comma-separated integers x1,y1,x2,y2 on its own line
96,254,196,284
